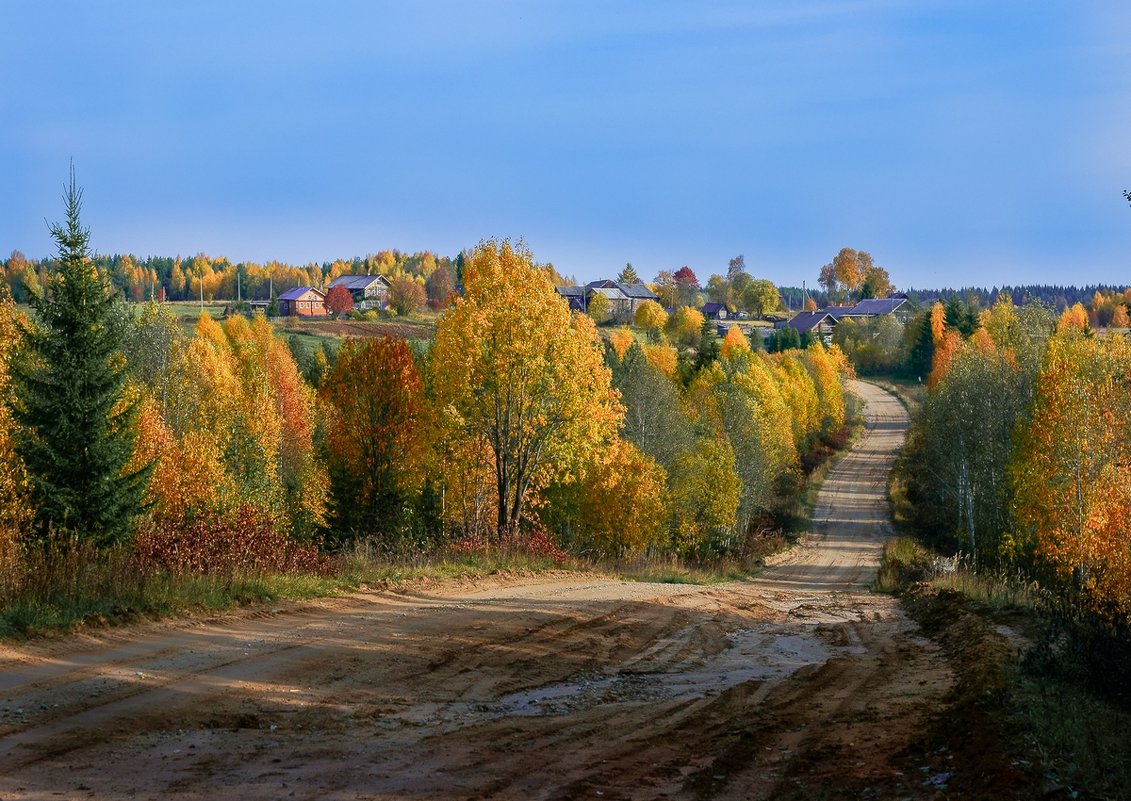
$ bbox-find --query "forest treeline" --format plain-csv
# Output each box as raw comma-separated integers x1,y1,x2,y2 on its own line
6,244,1125,323
0,248,467,307
902,296,1131,635
827,288,1131,377
0,194,856,599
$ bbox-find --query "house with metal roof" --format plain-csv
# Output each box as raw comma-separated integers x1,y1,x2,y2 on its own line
822,305,855,321
327,274,391,310
278,286,327,317
553,280,660,320
555,285,586,312
841,296,911,322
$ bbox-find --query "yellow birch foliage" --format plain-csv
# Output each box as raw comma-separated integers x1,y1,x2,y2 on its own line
738,355,799,473
633,299,667,333
667,436,741,556
666,306,705,347
773,353,820,449
0,289,32,570
436,421,498,539
575,439,669,557
608,327,634,360
431,240,622,535
805,343,845,435
644,343,679,378
141,312,325,530
1011,333,1131,622
980,293,1020,352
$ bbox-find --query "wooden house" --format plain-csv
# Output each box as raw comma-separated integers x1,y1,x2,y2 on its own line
278,286,327,317
327,274,391,311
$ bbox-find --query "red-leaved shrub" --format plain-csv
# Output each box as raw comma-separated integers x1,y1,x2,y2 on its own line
134,504,330,576
448,527,569,564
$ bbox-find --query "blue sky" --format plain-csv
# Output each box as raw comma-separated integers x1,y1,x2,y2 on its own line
2,1,1129,289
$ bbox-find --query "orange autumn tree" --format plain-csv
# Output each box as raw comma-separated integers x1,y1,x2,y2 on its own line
0,287,32,572
129,394,235,524
241,315,327,533
320,336,430,545
608,326,634,360
1056,302,1090,335
720,325,751,363
1011,332,1131,622
431,240,622,537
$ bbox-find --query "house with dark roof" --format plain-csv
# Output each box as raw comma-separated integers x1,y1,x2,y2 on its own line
617,281,661,311
701,302,729,321
841,296,911,322
554,280,660,320
328,274,391,311
786,311,836,341
588,284,632,318
822,305,855,321
278,286,327,317
555,285,586,312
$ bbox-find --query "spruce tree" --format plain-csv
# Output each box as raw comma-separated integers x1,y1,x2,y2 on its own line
12,170,150,545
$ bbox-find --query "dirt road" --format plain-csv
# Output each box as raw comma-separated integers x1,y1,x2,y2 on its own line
0,380,956,800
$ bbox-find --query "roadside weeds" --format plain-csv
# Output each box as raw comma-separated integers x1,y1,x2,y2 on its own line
876,537,1131,800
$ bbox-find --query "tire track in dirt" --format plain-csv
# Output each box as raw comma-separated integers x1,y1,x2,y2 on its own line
0,381,956,800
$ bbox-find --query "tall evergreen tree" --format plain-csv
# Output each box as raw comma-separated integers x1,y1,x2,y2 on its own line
11,170,150,544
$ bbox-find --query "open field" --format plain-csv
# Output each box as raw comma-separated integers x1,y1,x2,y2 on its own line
284,318,436,341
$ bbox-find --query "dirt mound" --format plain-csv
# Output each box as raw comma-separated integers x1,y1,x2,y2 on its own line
900,590,1041,800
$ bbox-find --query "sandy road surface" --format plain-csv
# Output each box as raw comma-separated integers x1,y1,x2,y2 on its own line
0,381,952,801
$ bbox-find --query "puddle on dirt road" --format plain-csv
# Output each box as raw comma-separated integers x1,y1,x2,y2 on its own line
367,609,883,739
495,628,833,716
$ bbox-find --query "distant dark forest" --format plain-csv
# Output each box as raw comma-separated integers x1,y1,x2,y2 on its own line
781,284,1129,312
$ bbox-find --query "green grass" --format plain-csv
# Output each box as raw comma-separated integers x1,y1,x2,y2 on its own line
156,301,228,319
865,374,926,415
873,535,933,594
284,330,341,355
613,556,759,585
1009,660,1131,799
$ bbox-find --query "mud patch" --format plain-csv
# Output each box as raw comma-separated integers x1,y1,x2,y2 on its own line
496,627,836,718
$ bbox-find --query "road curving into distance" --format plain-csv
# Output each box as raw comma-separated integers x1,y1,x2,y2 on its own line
0,381,955,801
